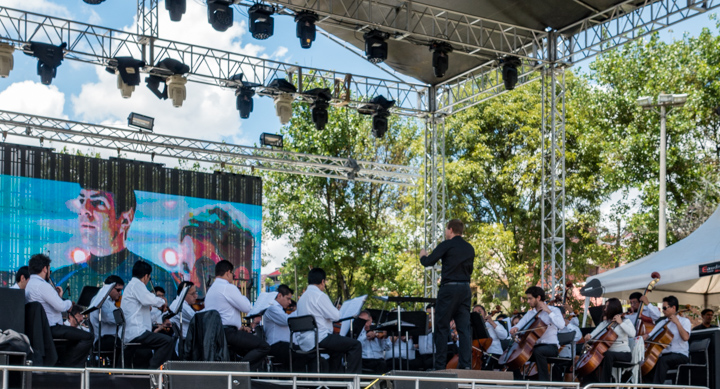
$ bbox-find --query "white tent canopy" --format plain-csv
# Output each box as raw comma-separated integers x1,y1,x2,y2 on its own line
586,206,720,307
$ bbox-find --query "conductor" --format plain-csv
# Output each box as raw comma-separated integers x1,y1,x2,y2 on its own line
420,219,475,370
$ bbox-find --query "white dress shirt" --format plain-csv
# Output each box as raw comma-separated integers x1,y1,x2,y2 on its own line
558,322,583,357
485,320,508,355
389,338,415,360
626,303,661,325
653,316,692,357
89,297,121,341
357,328,386,359
151,307,163,325
25,274,72,326
204,278,251,329
512,306,565,346
417,333,434,355
120,277,165,342
10,284,19,289
264,300,291,345
295,284,340,351
169,302,196,338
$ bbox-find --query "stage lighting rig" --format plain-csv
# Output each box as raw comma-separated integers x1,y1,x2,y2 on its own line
430,41,453,78
249,3,275,40
364,30,389,64
262,78,297,125
106,57,146,98
0,43,14,78
166,0,187,22
260,132,283,148
358,95,395,138
23,42,67,85
145,58,190,107
226,73,261,119
500,56,521,91
295,11,318,49
128,112,155,132
207,0,235,32
305,88,332,131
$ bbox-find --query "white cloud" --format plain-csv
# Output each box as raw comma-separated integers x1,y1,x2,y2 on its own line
0,80,66,118
262,234,291,273
1,0,71,18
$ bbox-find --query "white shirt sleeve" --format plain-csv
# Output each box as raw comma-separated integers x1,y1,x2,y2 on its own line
319,294,341,322
644,304,661,321
548,307,566,329
43,282,73,313
512,310,533,332
265,304,289,326
491,320,508,339
134,282,165,308
227,286,252,313
619,319,637,338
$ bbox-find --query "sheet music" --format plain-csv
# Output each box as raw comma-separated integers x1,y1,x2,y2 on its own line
89,282,115,308
339,295,367,336
168,284,191,315
248,291,278,317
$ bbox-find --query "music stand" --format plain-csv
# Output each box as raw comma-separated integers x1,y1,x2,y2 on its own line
166,284,192,349
248,292,278,318
337,295,367,337
83,282,116,362
78,286,100,308
470,312,490,340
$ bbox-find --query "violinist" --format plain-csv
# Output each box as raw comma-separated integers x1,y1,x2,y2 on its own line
551,311,582,381
476,305,507,370
89,275,125,353
168,281,197,338
579,298,636,384
357,310,387,374
626,292,661,326
508,286,565,381
645,296,691,384
263,284,294,371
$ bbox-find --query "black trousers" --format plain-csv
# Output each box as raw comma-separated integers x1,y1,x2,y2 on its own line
483,353,502,371
362,358,386,374
318,333,362,374
224,327,270,370
417,354,434,370
50,325,93,368
433,283,471,370
513,344,558,382
131,331,174,369
269,341,290,371
646,352,689,384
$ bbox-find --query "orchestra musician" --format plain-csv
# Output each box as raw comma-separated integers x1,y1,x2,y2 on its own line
579,298,636,384
416,305,435,370
295,267,362,374
89,275,125,353
508,286,565,381
11,266,29,289
693,309,718,330
475,305,508,370
169,281,197,338
356,310,387,374
386,334,419,371
419,219,475,370
120,261,174,369
25,253,93,367
626,291,661,325
151,286,167,326
204,260,270,371
263,284,294,371
551,311,582,381
644,296,692,384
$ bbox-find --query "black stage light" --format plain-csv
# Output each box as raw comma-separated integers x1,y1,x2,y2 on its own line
207,0,234,32
166,0,187,22
145,75,167,100
358,95,395,138
106,57,145,98
430,41,453,78
249,4,274,40
26,42,67,85
500,56,521,91
83,0,106,3
305,88,332,131
295,11,318,49
363,30,389,64
236,87,255,119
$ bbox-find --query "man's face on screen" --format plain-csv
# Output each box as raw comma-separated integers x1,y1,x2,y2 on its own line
78,189,124,254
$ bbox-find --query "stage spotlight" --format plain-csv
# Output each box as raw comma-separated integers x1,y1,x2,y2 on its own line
207,0,234,32
260,132,283,148
364,30,389,64
83,0,106,3
106,57,145,98
0,43,15,78
306,88,331,131
25,42,67,85
430,41,453,78
236,87,255,119
166,74,187,107
249,4,274,40
145,58,189,106
166,0,187,22
500,56,521,91
295,11,318,49
358,95,395,138
127,112,154,132
266,78,297,124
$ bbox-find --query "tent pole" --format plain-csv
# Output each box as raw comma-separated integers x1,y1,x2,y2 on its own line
582,297,590,327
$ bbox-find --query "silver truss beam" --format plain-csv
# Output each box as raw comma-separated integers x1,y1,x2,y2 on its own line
0,7,429,116
423,90,444,298
540,65,566,301
257,0,547,62
137,0,159,38
0,110,420,187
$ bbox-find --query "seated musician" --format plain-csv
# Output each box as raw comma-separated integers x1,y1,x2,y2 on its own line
25,253,93,367
205,260,269,371
151,286,167,326
508,286,565,381
644,295,691,384
89,275,124,353
579,298,635,384
475,305,507,370
626,291,661,325
417,305,435,370
11,266,29,289
357,310,387,374
551,312,582,381
385,334,420,371
64,304,89,331
295,267,362,374
168,281,197,338
263,284,294,371
121,261,174,369
692,309,718,330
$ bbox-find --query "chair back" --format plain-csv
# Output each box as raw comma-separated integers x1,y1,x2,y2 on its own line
288,315,317,333
557,331,576,345
689,338,711,363
112,308,126,326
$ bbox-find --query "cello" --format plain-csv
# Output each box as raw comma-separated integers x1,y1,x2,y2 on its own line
632,272,662,336
641,318,674,376
575,317,620,377
499,310,548,370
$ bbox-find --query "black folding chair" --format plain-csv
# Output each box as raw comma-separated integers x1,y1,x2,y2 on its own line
112,308,142,368
288,315,326,373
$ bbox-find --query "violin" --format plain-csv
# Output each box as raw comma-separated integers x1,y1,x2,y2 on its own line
115,295,122,308
191,299,205,311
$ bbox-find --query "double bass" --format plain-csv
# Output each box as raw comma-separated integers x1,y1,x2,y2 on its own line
631,272,662,335
499,310,548,370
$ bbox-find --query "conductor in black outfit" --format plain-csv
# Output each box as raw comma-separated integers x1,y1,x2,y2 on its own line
420,219,475,370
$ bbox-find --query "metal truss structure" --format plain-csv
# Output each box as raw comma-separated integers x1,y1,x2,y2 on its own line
137,0,159,38
423,97,445,297
0,110,419,186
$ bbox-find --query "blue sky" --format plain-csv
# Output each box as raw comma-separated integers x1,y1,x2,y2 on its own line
0,1,717,271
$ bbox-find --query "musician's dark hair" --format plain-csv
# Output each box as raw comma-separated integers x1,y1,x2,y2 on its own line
215,260,234,277
276,284,293,296
629,292,643,301
604,298,623,319
447,219,464,235
702,309,714,316
154,286,166,295
663,295,679,310
475,305,486,314
131,260,152,279
15,266,29,283
359,310,372,319
177,281,194,296
104,275,124,286
497,314,509,320
28,254,51,275
308,268,326,285
69,304,84,316
525,286,546,301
